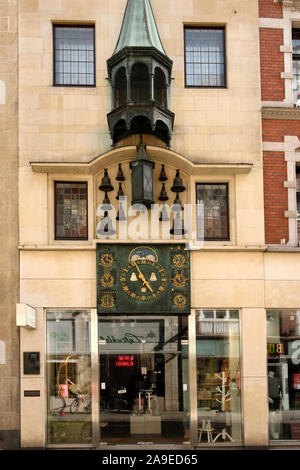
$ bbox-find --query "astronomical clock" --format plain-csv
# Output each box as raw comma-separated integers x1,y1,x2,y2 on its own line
97,244,190,314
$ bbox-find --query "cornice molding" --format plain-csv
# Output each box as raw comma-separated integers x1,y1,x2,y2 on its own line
30,145,253,176
274,0,300,9
262,106,300,120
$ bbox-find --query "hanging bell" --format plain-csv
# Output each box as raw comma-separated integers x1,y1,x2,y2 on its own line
116,202,127,221
172,193,183,211
101,191,113,211
170,212,187,235
171,169,185,193
97,211,116,236
99,168,114,192
159,164,168,182
159,204,170,222
116,182,124,200
158,183,169,202
116,163,125,181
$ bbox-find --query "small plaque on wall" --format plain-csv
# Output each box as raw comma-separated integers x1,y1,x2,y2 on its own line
23,352,40,375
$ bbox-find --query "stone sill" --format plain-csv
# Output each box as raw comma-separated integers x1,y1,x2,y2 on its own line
266,245,300,252
18,242,267,252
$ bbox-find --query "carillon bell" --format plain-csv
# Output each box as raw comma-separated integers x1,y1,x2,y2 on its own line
158,183,168,201
172,193,183,211
116,182,124,200
116,202,127,221
99,168,114,192
159,164,168,181
101,191,113,211
97,211,116,236
171,169,185,193
116,163,125,181
170,212,187,235
159,204,170,222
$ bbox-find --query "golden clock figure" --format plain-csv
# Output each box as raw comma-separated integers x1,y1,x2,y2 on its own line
172,270,187,288
101,271,114,288
172,253,186,268
173,294,187,309
100,293,115,309
100,253,114,267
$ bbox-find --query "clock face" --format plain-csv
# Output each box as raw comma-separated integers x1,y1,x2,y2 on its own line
97,244,190,314
120,258,168,302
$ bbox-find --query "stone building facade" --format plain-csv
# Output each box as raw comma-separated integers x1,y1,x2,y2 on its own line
0,0,19,450
0,0,299,449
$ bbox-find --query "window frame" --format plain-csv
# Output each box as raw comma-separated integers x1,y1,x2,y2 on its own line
54,180,89,241
53,23,96,88
196,182,230,241
184,26,227,89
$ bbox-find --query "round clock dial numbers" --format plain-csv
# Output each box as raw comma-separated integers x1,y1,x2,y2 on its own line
120,259,168,302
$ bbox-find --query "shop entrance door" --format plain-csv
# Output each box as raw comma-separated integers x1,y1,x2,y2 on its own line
98,315,189,444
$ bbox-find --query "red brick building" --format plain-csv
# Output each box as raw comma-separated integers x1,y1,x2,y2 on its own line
260,0,300,246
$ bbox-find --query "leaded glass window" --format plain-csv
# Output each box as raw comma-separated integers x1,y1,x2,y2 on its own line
55,182,88,240
54,25,95,86
184,27,226,88
196,183,229,240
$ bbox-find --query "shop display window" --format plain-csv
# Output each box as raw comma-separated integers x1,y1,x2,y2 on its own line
267,310,300,441
98,315,189,445
46,310,92,445
196,309,242,443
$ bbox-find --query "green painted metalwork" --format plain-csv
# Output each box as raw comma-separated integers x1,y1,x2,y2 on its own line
114,0,166,55
97,244,190,314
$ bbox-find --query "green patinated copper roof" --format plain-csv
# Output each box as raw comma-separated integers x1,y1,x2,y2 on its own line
113,0,166,55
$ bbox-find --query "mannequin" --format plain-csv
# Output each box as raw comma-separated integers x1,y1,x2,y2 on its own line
268,371,281,410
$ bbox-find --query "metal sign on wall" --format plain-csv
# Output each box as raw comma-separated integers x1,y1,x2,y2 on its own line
97,244,190,314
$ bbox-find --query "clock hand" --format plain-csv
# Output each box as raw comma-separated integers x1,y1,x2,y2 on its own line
133,261,154,293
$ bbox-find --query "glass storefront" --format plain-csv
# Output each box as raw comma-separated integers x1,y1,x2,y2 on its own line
267,310,300,441
45,308,245,446
196,309,242,443
98,315,189,444
46,310,92,444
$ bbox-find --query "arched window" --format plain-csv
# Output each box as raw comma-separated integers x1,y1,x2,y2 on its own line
154,68,166,107
114,67,127,108
131,63,150,102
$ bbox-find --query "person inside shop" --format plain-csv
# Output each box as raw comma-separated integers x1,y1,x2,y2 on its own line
268,370,282,410
59,379,74,416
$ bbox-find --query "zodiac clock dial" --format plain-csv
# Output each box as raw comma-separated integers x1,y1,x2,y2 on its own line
120,258,168,302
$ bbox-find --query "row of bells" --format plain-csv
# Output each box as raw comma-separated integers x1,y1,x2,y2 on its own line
98,164,187,235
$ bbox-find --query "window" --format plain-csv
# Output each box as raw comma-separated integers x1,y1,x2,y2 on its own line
46,310,92,444
196,309,242,443
53,25,95,86
267,310,300,441
184,27,226,88
55,182,88,240
297,166,300,243
196,183,229,240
